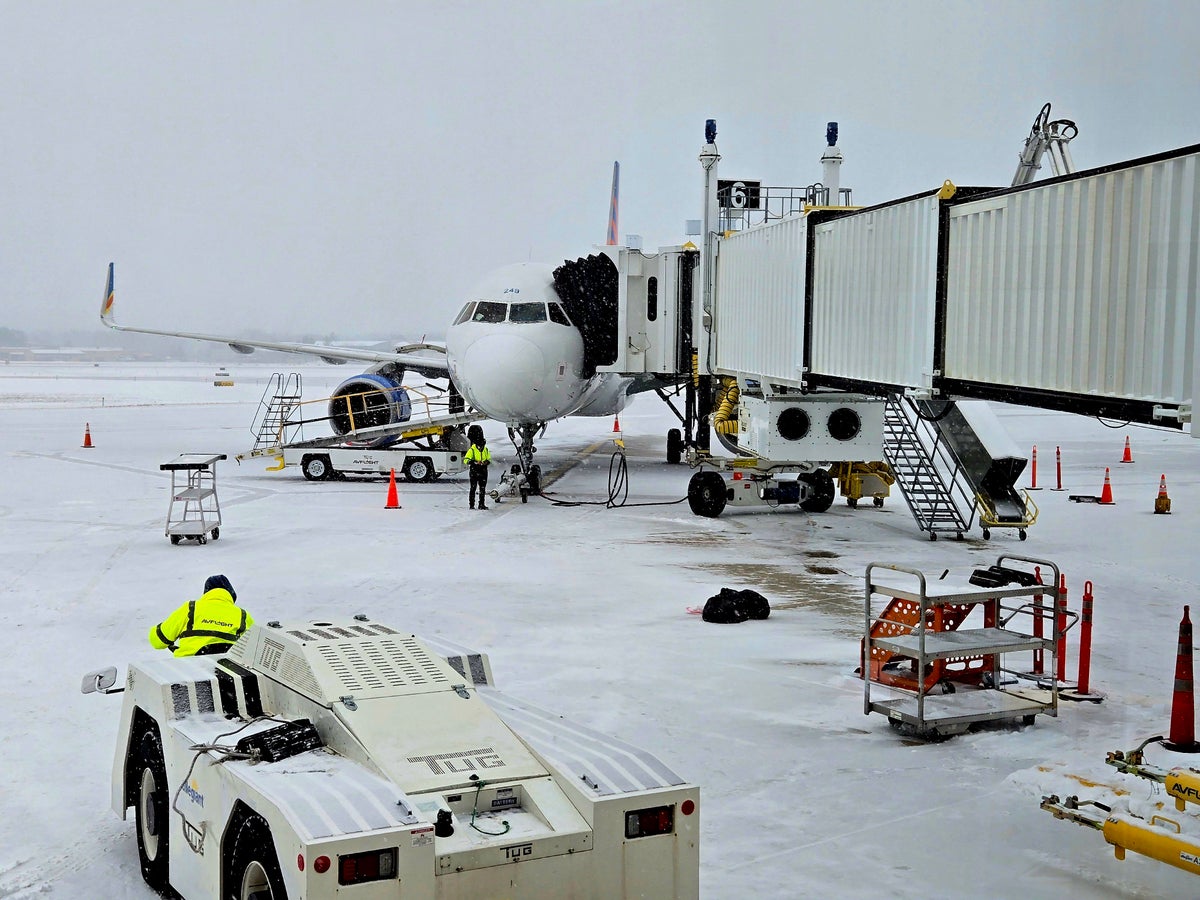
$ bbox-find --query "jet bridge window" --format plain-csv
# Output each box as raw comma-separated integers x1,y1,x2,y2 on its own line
548,303,572,326
472,301,507,323
509,302,547,323
453,302,477,326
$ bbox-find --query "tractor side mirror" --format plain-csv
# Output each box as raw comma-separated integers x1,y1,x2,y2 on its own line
81,666,123,695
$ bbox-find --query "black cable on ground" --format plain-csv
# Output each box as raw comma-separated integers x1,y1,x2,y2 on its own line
538,449,691,510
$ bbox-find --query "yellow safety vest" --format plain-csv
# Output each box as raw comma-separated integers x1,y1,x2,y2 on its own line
148,589,253,657
465,444,491,465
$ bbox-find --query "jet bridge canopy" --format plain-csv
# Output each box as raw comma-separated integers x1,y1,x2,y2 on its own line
709,143,1200,430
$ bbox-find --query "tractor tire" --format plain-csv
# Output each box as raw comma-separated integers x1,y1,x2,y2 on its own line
403,456,434,483
133,728,171,894
301,454,331,481
228,814,288,900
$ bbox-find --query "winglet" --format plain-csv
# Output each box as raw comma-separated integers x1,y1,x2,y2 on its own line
605,161,619,246
100,262,117,328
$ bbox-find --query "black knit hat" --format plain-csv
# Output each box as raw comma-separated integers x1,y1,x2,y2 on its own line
204,574,236,602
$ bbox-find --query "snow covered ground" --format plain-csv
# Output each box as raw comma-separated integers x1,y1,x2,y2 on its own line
2,361,1199,899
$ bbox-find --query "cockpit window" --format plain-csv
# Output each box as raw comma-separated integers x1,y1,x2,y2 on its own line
472,301,507,323
509,302,547,323
548,303,572,326
453,302,477,326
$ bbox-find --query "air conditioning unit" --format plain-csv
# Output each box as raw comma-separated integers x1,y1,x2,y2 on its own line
738,395,884,462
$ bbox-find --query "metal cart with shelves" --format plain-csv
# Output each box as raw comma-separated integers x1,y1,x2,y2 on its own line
160,454,227,545
863,554,1070,739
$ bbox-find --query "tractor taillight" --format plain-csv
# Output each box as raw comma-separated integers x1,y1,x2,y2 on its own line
338,848,398,885
625,804,674,839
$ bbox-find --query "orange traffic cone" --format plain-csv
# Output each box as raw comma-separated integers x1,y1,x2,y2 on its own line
1120,435,1134,463
612,416,621,433
385,468,401,509
1165,605,1200,752
1098,467,1115,505
1155,474,1172,515
82,423,94,448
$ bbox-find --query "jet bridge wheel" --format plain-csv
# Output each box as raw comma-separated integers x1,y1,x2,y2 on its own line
798,469,836,513
688,471,727,518
227,811,288,900
133,727,170,893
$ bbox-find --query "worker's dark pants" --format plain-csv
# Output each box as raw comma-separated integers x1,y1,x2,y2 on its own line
469,465,488,507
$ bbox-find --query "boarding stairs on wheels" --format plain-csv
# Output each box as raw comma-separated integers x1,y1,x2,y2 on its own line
882,395,976,541
241,373,304,464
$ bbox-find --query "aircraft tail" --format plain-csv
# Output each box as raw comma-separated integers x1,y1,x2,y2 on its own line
605,161,619,246
100,262,117,328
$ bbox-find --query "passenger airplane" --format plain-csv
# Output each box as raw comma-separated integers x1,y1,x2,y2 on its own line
100,163,660,492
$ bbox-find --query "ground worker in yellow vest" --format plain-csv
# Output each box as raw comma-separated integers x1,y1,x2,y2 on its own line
465,434,491,509
148,574,253,657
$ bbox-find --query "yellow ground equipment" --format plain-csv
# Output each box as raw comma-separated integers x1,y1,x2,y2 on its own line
831,461,893,508
976,488,1039,541
1041,736,1200,877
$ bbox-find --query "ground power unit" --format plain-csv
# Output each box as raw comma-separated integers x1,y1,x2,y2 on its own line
90,619,699,899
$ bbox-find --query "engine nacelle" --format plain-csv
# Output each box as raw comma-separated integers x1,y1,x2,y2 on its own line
329,369,412,434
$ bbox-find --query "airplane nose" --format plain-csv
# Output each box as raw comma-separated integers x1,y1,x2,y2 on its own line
461,334,547,420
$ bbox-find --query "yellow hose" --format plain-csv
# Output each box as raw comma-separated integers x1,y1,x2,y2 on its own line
713,378,740,435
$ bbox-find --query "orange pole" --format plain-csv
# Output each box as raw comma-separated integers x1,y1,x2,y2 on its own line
1077,581,1094,694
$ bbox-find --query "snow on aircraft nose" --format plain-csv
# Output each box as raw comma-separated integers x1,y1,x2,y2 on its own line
461,333,551,421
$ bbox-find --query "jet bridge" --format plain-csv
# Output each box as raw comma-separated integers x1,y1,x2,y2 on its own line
677,131,1199,533
709,141,1200,430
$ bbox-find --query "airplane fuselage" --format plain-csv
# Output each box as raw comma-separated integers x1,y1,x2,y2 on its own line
445,263,595,426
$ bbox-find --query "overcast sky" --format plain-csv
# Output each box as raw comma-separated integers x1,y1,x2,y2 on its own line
3,1,1197,339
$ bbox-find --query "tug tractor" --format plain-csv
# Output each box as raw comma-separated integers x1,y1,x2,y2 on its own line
84,619,699,900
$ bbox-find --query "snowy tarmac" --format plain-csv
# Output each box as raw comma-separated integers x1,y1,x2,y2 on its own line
2,361,1199,899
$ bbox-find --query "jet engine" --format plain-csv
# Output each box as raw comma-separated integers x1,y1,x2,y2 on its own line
329,366,412,434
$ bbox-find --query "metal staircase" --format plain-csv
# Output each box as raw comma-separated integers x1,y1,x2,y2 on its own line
882,396,976,540
246,373,304,457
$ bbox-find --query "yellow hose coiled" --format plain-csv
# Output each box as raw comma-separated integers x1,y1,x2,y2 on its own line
713,378,740,435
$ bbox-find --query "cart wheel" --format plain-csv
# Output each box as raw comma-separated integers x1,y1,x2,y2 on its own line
198,535,208,545
956,532,964,541
1019,529,1027,541
211,527,220,541
929,531,937,541
170,535,181,545
873,496,884,508
847,497,858,508
982,528,991,540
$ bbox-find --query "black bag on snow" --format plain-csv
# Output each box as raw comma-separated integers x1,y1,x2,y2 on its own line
701,587,771,624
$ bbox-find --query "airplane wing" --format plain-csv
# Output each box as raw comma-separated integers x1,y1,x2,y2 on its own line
99,263,450,378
